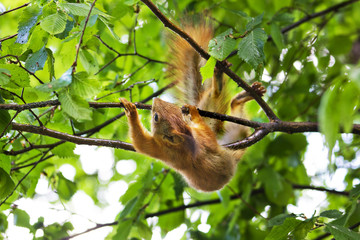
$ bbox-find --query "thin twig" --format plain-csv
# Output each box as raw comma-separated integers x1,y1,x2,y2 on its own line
0,2,30,17
72,0,97,73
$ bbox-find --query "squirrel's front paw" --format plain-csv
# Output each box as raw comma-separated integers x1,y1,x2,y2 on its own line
120,98,137,117
183,104,200,118
251,82,266,97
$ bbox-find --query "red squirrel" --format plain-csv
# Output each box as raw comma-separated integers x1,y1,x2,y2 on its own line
121,23,265,191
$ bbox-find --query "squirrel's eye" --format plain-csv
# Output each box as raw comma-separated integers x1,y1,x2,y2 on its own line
154,112,159,122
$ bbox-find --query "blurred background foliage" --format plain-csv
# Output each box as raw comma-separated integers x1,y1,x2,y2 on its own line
0,0,359,239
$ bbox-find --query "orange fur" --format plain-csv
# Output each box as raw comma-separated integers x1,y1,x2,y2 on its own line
121,24,266,191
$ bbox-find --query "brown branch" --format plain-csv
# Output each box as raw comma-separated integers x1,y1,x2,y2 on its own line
11,123,135,151
140,0,279,121
0,2,30,17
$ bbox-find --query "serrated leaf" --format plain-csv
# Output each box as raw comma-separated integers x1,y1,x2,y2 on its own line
208,29,237,60
326,223,360,240
246,13,264,31
36,68,72,92
13,209,32,229
79,49,99,75
59,3,111,19
40,12,67,35
25,46,48,73
320,210,343,219
69,72,100,99
16,5,42,44
238,28,267,69
0,64,30,88
200,57,216,82
58,90,92,121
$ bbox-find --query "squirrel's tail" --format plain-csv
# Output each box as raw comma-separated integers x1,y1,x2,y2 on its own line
168,23,213,106
168,23,229,134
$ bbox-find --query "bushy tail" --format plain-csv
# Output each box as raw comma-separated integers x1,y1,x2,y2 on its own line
168,23,214,106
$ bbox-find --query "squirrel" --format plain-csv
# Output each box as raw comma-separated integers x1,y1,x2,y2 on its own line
120,23,265,192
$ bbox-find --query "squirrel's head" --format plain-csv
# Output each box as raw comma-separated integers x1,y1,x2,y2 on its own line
151,98,194,147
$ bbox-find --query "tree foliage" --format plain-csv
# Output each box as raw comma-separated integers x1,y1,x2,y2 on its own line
0,0,360,239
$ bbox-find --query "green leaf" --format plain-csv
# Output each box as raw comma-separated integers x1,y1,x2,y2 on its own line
237,28,267,69
349,184,360,199
119,196,138,219
268,213,297,227
51,142,77,158
40,12,67,35
36,68,72,92
0,64,30,88
217,187,231,208
69,72,100,99
55,17,75,40
0,167,15,199
114,219,132,240
265,217,302,240
0,110,11,135
200,57,216,83
16,5,42,44
79,49,99,75
320,210,343,219
292,219,316,240
270,23,284,50
56,173,77,201
0,212,8,232
25,46,48,73
135,220,153,240
209,29,237,60
319,79,359,158
58,90,92,121
0,68,11,85
46,48,55,81
58,3,111,19
326,223,360,240
13,209,32,229
258,167,283,200
246,13,264,31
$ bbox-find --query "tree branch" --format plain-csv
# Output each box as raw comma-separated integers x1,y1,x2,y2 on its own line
140,0,279,121
10,123,135,151
278,0,359,37
72,0,97,73
0,2,30,17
